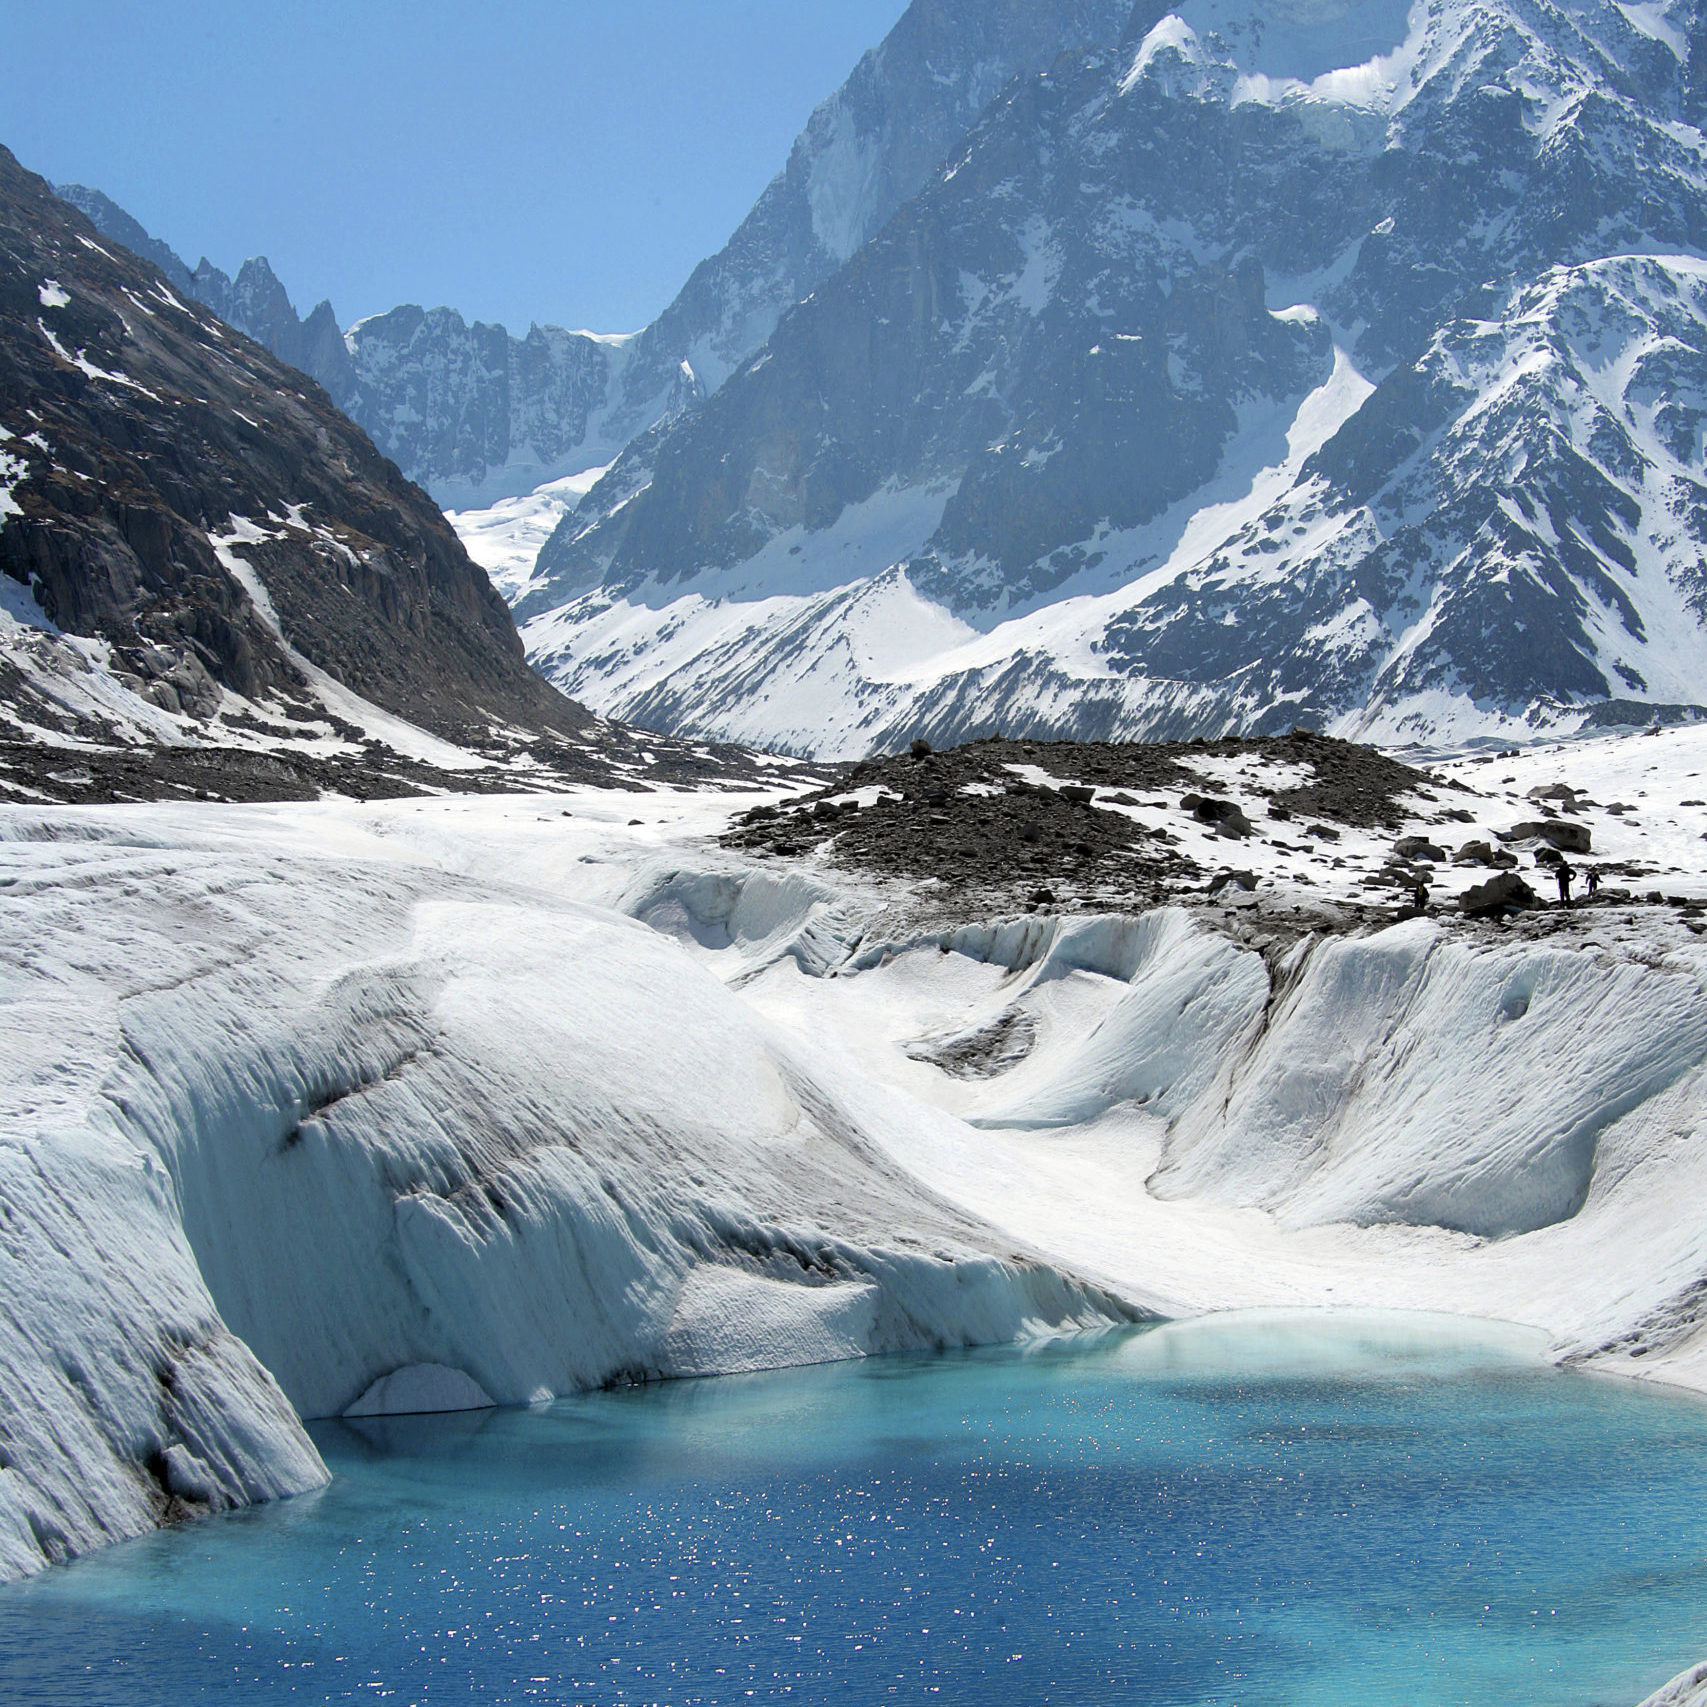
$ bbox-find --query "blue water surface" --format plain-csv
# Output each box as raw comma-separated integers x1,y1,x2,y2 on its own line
2,1312,1706,1706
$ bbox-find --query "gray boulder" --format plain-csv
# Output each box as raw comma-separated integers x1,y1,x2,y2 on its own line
1460,872,1540,916
1504,819,1592,854
1395,836,1447,862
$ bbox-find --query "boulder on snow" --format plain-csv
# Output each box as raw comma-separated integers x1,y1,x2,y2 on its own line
1181,794,1254,838
1460,871,1539,916
1208,869,1257,894
1455,840,1494,865
1059,784,1095,805
1502,819,1592,853
1394,836,1446,862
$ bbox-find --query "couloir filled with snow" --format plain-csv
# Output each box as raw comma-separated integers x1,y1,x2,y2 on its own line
8,719,1707,1633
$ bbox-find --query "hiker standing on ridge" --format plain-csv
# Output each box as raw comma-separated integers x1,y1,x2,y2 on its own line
1556,858,1574,906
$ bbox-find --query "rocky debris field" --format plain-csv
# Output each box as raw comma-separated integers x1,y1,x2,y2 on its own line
723,723,1707,943
0,714,815,807
725,729,1445,920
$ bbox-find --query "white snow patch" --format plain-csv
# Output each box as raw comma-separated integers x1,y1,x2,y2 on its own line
36,280,68,309
35,317,159,399
0,451,25,521
1617,0,1688,57
209,517,489,771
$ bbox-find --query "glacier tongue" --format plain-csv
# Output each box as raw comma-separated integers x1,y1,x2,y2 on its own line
10,743,1707,1581
0,796,1133,1580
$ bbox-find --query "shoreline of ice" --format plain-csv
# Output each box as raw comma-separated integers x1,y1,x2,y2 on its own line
6,724,1707,1617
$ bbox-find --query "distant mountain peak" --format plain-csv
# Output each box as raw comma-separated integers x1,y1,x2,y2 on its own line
512,0,1707,757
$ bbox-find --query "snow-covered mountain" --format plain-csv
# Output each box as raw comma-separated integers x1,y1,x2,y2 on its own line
1,146,776,803
54,0,1133,513
518,0,1707,757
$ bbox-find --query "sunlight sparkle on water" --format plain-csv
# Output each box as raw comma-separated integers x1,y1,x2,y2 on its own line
2,1313,1704,1706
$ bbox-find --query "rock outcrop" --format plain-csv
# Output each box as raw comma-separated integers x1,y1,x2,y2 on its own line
1,145,597,775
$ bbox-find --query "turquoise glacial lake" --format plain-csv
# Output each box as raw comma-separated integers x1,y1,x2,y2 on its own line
2,1312,1705,1705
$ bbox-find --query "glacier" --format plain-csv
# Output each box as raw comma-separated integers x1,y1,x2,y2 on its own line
8,718,1707,1606
0,791,1132,1581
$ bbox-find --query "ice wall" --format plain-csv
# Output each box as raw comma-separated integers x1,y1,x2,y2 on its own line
1150,919,1707,1239
0,811,1135,1580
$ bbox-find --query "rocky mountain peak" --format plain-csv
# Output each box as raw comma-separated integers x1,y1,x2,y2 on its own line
0,143,607,797
514,0,1707,758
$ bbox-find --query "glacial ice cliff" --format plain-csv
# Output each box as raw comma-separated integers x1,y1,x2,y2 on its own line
9,726,1707,1582
0,797,1131,1581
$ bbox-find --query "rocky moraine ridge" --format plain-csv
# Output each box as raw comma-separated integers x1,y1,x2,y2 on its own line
727,725,1707,945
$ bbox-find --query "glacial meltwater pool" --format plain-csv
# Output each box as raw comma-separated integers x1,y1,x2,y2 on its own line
3,1313,1707,1706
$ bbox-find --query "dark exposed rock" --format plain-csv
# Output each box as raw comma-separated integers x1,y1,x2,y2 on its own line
1394,836,1447,862
1503,819,1593,854
2,146,582,751
905,1008,1038,1079
1460,871,1540,917
1208,868,1257,894
1184,795,1255,838
723,730,1433,908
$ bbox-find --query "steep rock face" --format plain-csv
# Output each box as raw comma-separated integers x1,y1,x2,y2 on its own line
56,186,359,407
598,0,1136,438
523,0,1707,757
54,186,628,508
338,306,637,508
0,146,588,755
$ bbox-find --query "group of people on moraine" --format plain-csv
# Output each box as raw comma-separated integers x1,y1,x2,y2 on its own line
1411,858,1600,916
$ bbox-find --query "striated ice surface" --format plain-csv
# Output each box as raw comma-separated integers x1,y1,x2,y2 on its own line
8,730,1707,1587
0,794,1130,1580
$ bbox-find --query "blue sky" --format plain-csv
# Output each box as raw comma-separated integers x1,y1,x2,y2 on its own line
1,0,909,335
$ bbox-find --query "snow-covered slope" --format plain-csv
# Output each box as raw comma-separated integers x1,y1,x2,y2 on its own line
519,0,1707,757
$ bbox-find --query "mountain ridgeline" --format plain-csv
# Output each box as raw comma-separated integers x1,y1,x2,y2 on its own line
0,146,597,782
54,0,1134,510
517,0,1707,757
